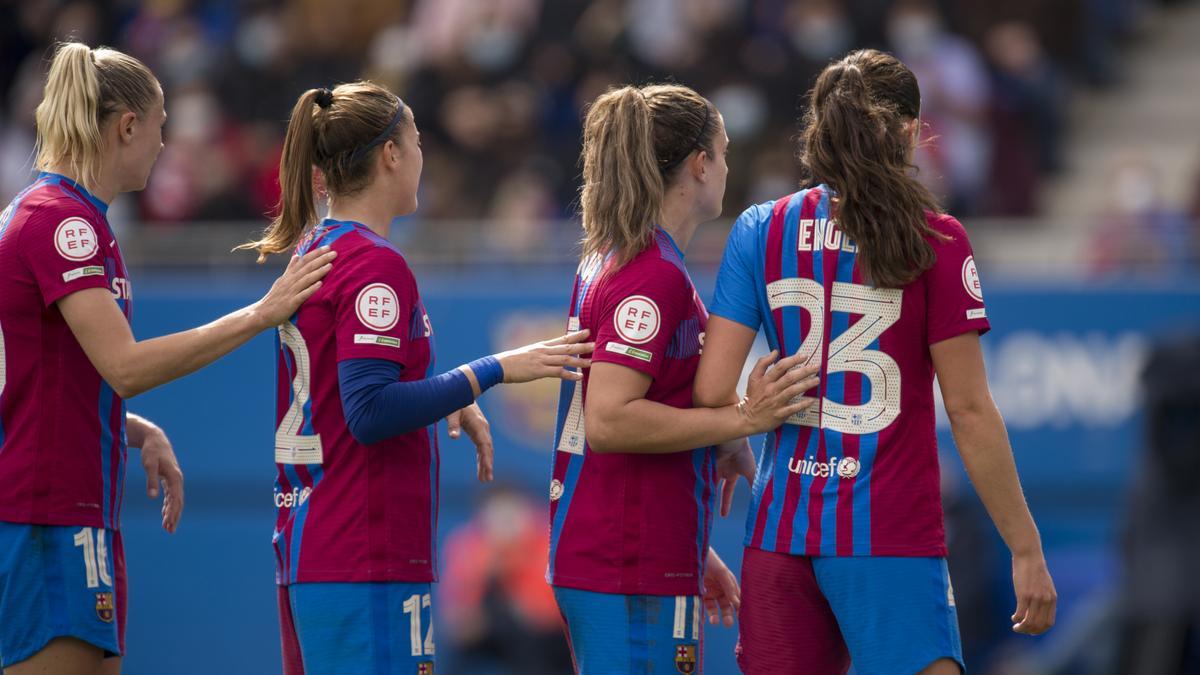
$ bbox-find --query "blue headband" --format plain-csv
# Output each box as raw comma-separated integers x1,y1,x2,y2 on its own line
349,97,407,165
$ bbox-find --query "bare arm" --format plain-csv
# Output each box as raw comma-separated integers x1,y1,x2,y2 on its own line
58,248,335,399
583,352,818,454
694,316,758,408
932,331,1056,635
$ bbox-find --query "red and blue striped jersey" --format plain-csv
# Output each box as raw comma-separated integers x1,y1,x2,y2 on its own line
272,219,438,584
710,186,990,557
0,172,132,530
548,228,717,596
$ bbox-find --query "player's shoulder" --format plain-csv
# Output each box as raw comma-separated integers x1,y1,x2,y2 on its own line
621,231,691,286
925,211,969,242
12,179,103,232
733,194,792,232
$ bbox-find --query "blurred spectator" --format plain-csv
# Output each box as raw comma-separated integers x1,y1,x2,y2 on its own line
1115,332,1200,674
887,0,992,216
1089,158,1196,275
440,486,572,675
0,0,1170,238
983,21,1066,215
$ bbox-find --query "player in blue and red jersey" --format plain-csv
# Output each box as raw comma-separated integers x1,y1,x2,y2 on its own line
240,81,593,675
694,50,1057,674
547,84,820,674
0,43,332,675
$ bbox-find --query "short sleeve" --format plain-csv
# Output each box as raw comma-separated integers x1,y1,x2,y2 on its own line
925,215,991,345
592,260,691,379
333,251,419,367
709,204,766,330
19,205,111,307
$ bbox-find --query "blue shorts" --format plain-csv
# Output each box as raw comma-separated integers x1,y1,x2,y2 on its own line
278,581,436,675
0,522,126,668
738,547,964,675
553,587,704,674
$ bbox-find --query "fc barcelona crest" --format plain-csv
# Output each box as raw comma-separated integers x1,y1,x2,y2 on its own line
675,644,697,674
417,662,434,675
95,592,115,623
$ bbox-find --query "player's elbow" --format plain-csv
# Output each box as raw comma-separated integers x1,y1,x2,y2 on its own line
105,366,149,400
942,393,995,429
693,382,732,409
583,411,622,454
346,415,386,446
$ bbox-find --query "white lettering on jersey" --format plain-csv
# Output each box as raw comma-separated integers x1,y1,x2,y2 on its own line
55,217,98,261
788,455,861,479
356,283,400,331
613,295,660,344
797,218,858,253
110,277,131,301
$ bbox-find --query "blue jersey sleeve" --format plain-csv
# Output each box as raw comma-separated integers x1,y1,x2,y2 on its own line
709,203,770,330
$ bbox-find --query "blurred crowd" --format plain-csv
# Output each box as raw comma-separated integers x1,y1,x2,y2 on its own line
0,0,1167,233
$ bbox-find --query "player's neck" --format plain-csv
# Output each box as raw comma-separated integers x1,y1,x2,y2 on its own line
658,193,702,253
44,162,117,204
327,196,393,239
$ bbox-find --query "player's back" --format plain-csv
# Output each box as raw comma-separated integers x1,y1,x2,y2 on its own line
271,219,438,585
0,173,131,530
548,228,716,597
710,185,989,558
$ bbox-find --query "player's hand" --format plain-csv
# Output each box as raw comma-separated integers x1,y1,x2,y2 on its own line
703,547,740,628
140,427,184,534
715,438,755,517
1011,552,1056,635
739,351,820,434
254,246,337,328
495,329,594,384
447,403,494,483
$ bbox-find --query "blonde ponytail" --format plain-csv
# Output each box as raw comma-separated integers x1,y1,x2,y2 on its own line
34,42,159,193
579,84,715,266
580,87,663,267
35,43,104,189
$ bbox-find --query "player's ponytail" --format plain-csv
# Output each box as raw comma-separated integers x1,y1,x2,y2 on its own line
243,89,324,263
801,49,943,288
34,42,158,193
580,84,715,267
241,82,408,262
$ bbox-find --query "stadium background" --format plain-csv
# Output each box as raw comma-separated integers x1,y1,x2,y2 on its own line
3,0,1200,673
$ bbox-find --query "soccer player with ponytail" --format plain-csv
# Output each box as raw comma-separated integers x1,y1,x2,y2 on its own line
0,43,332,674
695,49,1057,674
547,84,819,674
243,82,593,675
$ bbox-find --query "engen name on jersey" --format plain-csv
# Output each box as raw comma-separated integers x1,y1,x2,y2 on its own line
798,217,859,253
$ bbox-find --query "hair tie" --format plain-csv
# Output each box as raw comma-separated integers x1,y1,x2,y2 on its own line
314,88,334,109
348,96,407,165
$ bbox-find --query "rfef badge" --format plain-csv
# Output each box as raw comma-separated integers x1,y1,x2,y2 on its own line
675,643,697,673
95,592,115,623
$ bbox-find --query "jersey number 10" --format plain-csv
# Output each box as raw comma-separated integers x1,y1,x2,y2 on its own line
766,279,902,436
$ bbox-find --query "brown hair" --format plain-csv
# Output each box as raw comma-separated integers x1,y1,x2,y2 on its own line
239,81,409,262
34,42,159,192
800,49,943,288
579,84,716,266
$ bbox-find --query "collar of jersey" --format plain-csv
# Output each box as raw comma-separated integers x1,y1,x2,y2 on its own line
37,171,109,215
655,225,685,261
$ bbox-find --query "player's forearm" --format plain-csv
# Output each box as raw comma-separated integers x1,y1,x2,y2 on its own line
949,403,1043,557
125,412,165,449
586,398,751,454
119,305,269,397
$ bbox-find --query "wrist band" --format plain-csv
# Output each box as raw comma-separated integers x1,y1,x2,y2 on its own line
466,356,504,392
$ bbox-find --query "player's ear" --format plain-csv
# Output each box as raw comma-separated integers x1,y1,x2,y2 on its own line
117,111,138,146
381,139,400,171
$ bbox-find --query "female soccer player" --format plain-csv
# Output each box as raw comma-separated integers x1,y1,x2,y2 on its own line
694,49,1057,674
546,84,820,674
0,43,333,675
241,81,594,675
